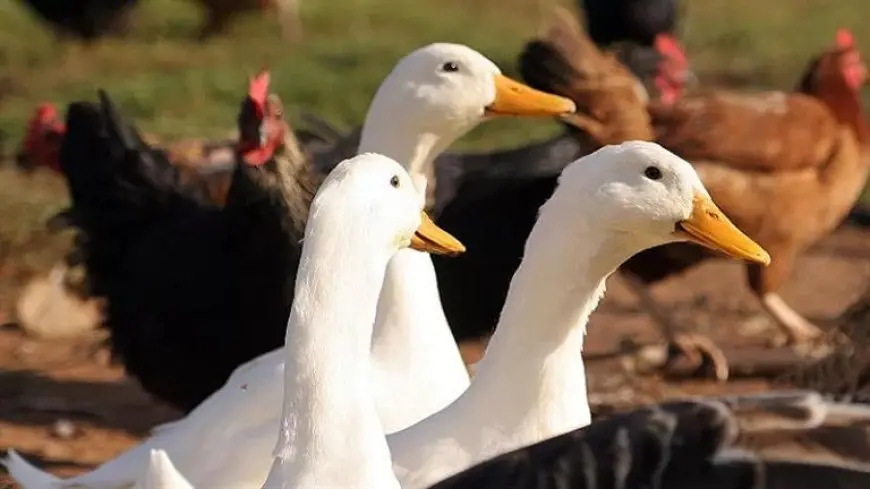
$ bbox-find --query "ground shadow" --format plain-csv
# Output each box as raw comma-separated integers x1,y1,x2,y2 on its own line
0,369,180,436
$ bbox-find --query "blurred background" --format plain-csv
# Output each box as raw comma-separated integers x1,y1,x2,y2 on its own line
0,0,869,482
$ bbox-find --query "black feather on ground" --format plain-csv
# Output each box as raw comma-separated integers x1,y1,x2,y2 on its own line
428,392,870,489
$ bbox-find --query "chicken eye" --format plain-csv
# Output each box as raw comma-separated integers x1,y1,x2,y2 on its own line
390,175,400,188
441,62,459,73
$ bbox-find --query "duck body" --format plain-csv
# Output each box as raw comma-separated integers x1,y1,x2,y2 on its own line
134,450,194,489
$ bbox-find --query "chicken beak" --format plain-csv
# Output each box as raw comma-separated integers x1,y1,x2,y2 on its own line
485,75,576,117
676,194,771,265
409,211,466,256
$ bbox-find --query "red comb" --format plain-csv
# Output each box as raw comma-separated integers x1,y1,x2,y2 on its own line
25,103,60,144
836,29,855,49
654,34,687,64
248,70,270,106
21,103,64,172
30,103,58,124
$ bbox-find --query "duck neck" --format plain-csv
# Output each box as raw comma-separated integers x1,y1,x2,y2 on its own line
819,86,870,144
270,231,397,488
361,104,470,388
359,122,449,201
467,210,644,434
359,95,472,203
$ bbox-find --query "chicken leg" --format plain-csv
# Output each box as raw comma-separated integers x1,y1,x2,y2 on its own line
760,293,825,344
748,258,824,346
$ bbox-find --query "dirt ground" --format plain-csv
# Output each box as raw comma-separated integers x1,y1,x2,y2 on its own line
0,225,869,486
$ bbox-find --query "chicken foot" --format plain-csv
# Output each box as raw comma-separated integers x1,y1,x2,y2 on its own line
748,257,825,348
760,293,825,347
621,273,730,380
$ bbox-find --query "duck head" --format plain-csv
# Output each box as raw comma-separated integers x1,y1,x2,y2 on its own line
360,43,575,196
545,141,771,267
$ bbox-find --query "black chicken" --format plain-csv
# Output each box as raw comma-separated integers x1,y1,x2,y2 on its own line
581,0,679,47
60,73,319,410
579,0,689,103
15,0,138,41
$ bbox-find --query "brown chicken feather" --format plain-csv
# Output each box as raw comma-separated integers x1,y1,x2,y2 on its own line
649,29,867,176
650,92,841,173
645,32,869,293
521,6,654,147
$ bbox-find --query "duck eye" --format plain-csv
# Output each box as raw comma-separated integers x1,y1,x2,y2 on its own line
441,61,459,73
644,166,663,180
390,175,400,188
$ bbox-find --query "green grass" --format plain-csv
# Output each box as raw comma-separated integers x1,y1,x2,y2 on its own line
0,0,868,292
0,0,867,149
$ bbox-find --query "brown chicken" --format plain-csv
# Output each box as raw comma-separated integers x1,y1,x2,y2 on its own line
613,29,870,377
650,29,866,174
15,102,240,206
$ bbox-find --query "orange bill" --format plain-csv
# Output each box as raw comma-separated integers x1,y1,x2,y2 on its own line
485,74,576,117
676,194,771,265
409,211,466,256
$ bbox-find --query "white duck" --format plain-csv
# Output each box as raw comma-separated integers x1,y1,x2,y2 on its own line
134,451,193,489
361,43,573,431
3,44,574,489
388,141,770,489
257,153,463,489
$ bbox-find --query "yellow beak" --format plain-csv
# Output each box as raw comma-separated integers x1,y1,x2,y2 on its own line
409,211,466,256
485,74,576,117
677,194,771,266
